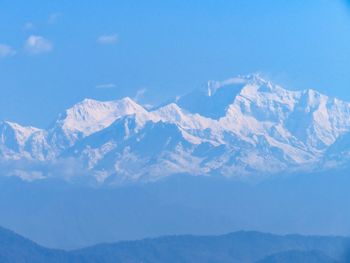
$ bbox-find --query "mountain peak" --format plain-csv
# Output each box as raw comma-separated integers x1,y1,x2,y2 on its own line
120,96,138,104
45,97,148,150
59,97,145,134
2,74,350,183
0,121,41,144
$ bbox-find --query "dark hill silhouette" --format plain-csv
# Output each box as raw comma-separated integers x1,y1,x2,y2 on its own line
1,226,350,263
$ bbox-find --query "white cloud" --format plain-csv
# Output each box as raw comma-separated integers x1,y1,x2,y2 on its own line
97,34,118,45
24,35,53,55
0,44,16,58
11,169,45,182
96,83,116,89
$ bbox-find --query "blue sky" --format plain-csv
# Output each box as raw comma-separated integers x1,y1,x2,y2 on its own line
1,0,350,127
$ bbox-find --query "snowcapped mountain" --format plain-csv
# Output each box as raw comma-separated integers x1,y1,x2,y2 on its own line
2,74,350,183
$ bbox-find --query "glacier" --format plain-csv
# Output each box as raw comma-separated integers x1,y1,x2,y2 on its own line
1,74,350,184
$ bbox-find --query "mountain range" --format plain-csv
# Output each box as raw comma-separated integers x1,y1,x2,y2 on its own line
0,225,349,263
1,74,350,184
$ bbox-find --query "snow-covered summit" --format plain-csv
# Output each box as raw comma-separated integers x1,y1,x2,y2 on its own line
1,75,350,183
56,97,146,136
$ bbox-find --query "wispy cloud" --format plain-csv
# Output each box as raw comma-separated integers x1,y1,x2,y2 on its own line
0,44,16,58
48,12,62,24
97,34,118,45
134,88,147,102
96,83,116,89
23,22,35,31
24,35,53,55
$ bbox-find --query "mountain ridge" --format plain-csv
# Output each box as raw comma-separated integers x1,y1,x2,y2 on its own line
1,74,350,183
0,225,349,263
